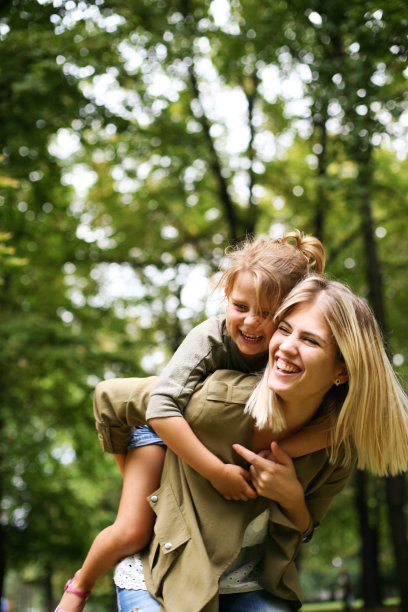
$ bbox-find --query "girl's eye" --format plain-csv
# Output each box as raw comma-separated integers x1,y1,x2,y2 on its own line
278,324,290,334
234,303,247,311
262,311,270,318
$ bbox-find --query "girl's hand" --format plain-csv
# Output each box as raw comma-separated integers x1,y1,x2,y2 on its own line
209,463,258,501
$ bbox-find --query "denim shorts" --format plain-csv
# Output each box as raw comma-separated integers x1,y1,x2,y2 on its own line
127,424,165,449
116,587,291,611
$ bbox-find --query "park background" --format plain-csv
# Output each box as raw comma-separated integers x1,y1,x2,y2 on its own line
1,0,408,610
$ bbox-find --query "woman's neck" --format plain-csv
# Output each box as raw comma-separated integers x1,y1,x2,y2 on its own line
251,395,321,453
280,396,320,433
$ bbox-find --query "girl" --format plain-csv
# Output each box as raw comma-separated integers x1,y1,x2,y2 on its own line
56,232,327,611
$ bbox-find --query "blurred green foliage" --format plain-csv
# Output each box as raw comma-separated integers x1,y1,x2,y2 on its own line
1,0,407,609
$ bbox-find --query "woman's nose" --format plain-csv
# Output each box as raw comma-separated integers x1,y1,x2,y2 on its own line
279,334,297,353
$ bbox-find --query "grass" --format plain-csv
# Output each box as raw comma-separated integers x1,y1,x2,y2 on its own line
301,597,399,611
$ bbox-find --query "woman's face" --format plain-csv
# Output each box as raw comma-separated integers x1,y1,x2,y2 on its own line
267,300,346,408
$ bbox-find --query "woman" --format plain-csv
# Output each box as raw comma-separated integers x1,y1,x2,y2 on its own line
96,276,408,611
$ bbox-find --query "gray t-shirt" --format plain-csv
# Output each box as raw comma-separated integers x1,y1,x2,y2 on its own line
146,314,268,420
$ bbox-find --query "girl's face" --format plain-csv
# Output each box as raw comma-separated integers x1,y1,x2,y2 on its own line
267,301,347,408
225,271,277,365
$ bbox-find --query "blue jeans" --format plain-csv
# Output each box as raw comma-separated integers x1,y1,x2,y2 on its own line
219,591,291,611
116,587,291,611
116,587,160,611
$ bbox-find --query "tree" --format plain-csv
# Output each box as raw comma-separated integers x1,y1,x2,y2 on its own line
1,0,407,607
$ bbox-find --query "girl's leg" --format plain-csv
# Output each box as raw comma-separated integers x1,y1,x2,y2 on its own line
55,444,165,611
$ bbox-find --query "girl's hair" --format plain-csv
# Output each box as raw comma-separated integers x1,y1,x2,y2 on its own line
246,275,408,476
216,231,325,314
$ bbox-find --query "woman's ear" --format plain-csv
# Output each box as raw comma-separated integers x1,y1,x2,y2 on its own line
336,364,348,385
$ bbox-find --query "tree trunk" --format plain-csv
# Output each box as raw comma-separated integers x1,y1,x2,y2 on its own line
0,388,5,599
0,515,4,601
360,181,408,609
354,471,383,607
310,117,384,608
313,115,327,243
385,475,408,610
243,71,259,237
180,0,241,243
188,59,240,242
45,568,54,612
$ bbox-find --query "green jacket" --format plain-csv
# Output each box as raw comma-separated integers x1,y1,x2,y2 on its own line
93,370,355,611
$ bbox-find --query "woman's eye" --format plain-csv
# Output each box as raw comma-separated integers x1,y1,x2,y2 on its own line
305,337,319,346
262,311,270,318
234,303,247,311
278,325,290,334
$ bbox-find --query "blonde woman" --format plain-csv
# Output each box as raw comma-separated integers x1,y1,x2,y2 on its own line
56,233,328,612
110,276,408,611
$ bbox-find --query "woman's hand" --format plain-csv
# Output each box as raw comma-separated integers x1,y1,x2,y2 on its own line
233,441,311,533
233,441,301,505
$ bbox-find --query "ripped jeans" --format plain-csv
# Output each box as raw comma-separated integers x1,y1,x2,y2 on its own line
116,587,160,611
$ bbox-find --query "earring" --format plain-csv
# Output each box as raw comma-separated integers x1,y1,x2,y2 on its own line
335,378,341,386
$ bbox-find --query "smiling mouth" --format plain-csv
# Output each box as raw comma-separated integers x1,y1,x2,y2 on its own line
276,358,300,373
240,330,263,344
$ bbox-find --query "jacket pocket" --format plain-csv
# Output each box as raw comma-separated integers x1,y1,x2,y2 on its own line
145,481,191,593
205,375,258,405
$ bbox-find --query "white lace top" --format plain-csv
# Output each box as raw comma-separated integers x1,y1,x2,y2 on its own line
219,509,269,593
114,554,146,591
114,509,269,594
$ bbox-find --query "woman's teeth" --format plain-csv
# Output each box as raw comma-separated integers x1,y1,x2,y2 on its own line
276,358,300,373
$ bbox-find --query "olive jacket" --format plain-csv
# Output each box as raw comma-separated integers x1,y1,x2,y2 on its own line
93,370,355,611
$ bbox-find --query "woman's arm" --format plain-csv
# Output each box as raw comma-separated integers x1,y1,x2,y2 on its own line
233,441,311,533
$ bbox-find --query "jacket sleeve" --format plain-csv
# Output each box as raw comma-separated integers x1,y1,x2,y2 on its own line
268,450,355,545
259,455,355,606
292,448,356,533
146,317,227,420
93,376,158,453
304,457,355,528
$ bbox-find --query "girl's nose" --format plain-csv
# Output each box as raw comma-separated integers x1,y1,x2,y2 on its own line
244,311,261,327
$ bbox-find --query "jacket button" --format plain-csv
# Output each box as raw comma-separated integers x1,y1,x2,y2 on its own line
164,542,172,550
150,495,158,502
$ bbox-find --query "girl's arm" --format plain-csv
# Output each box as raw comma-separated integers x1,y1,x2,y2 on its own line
149,416,257,501
148,319,260,501
279,417,330,458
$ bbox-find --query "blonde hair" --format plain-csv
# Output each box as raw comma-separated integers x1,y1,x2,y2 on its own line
216,231,325,314
246,275,408,476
